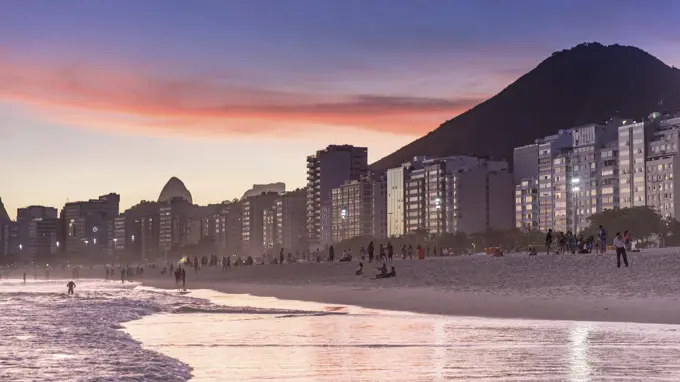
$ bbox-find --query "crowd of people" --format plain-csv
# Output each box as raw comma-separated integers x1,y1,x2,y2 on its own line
542,225,633,268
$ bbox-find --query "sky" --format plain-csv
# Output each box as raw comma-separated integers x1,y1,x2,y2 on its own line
2,0,680,218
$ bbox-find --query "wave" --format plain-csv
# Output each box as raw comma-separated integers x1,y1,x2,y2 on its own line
172,305,346,317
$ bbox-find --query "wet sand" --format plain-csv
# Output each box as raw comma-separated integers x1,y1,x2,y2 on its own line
142,249,680,325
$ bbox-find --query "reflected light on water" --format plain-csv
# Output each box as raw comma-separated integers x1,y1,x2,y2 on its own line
123,291,680,381
569,324,592,381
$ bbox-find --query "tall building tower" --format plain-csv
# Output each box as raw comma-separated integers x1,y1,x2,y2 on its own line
306,145,368,248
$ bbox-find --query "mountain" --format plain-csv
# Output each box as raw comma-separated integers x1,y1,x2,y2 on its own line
371,43,680,171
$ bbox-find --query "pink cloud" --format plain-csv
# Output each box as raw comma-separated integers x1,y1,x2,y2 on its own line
0,58,485,136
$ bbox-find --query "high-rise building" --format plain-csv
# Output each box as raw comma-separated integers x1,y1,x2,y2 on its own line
513,143,540,186
61,193,119,255
399,156,512,235
242,192,280,256
274,190,307,251
515,178,539,230
330,174,386,243
211,201,243,256
515,120,625,233
306,145,368,248
644,116,680,218
262,207,276,251
16,205,59,260
159,197,195,254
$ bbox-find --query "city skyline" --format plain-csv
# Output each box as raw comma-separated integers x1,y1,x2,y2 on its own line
3,1,680,218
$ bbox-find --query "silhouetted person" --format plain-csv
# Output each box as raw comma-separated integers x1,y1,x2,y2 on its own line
329,245,335,262
367,241,374,263
181,267,186,288
121,268,126,283
355,262,363,276
67,281,76,295
614,232,629,268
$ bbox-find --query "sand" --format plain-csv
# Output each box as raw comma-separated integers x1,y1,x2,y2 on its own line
138,248,680,325
5,248,680,324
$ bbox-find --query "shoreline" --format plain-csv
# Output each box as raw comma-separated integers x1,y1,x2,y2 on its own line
136,249,680,325
142,278,680,326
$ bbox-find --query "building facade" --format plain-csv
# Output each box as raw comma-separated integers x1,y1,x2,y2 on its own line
306,145,368,248
242,192,279,256
330,174,386,243
274,190,307,251
61,193,119,255
386,166,406,237
515,178,539,230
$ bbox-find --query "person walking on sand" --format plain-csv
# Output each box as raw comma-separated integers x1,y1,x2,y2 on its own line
367,241,375,263
613,232,629,268
387,241,394,263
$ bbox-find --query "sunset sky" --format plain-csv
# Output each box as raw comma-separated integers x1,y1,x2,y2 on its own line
2,0,680,218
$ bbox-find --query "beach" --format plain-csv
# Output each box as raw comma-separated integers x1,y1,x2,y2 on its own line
140,249,680,325
5,250,680,381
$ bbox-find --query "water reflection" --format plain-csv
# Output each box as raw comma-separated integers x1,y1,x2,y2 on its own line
569,324,592,381
124,293,680,381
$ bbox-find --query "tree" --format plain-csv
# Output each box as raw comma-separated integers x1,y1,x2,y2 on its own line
586,206,664,239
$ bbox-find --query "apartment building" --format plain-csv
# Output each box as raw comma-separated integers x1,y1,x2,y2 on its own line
242,192,279,256
645,117,680,217
61,193,120,255
274,190,306,251
330,174,386,243
400,156,512,235
515,178,539,230
306,145,368,248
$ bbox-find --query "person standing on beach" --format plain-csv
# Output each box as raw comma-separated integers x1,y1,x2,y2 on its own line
360,246,367,261
181,267,186,288
408,244,413,260
545,229,553,254
121,268,126,284
613,232,629,268
23,272,26,284
387,241,393,262
379,243,386,263
367,242,375,263
599,225,608,254
329,245,335,262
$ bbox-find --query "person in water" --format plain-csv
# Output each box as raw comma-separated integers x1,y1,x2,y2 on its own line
23,272,26,284
67,281,76,295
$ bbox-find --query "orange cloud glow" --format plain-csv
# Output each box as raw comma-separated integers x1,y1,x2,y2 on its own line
0,59,483,136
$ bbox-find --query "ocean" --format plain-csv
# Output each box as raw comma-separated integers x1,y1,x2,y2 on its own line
3,280,680,381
